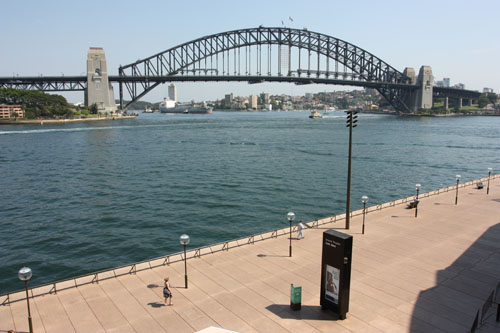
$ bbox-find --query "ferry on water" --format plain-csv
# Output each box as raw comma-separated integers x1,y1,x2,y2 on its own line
159,98,212,114
309,110,323,119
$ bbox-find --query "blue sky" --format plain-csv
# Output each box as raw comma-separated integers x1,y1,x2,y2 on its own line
1,0,499,103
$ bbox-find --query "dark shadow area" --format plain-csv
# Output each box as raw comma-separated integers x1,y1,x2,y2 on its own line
257,254,288,258
170,285,184,289
147,283,160,289
266,304,339,321
147,302,166,308
410,223,500,332
433,202,454,205
391,215,414,219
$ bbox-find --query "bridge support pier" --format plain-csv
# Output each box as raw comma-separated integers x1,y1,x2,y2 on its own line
417,66,433,110
85,48,116,114
404,66,433,113
403,68,418,112
458,97,463,108
444,97,449,110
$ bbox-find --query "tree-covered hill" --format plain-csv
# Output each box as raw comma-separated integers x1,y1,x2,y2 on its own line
0,88,74,119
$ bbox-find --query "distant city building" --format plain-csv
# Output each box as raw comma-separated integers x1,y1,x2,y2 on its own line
305,93,313,98
224,93,234,104
453,83,465,89
483,87,494,93
260,92,270,104
264,104,272,111
249,94,258,109
0,104,24,118
168,84,177,102
224,93,233,107
435,78,450,88
240,98,249,109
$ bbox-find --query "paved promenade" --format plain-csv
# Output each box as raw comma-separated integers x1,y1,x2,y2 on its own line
2,177,500,332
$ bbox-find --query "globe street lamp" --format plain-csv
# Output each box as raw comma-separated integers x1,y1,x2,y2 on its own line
415,184,421,218
487,168,492,195
455,175,461,205
287,212,295,257
18,267,33,333
179,234,190,289
361,196,368,234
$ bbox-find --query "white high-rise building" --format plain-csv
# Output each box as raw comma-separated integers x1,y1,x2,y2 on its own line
168,84,177,102
249,94,258,109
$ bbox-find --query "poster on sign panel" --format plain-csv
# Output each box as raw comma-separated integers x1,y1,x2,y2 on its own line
325,264,339,304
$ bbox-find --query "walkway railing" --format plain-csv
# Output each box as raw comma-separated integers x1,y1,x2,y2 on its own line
1,174,497,305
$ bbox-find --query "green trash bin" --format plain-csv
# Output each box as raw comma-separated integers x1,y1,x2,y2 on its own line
290,284,302,310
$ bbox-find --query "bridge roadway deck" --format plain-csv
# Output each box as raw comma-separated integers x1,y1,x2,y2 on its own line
2,177,500,332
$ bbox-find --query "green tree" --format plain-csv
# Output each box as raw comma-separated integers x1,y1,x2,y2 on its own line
487,93,497,104
89,103,98,114
0,88,75,119
478,95,489,108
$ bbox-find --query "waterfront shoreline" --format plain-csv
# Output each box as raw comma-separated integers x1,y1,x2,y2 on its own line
1,174,499,332
0,115,137,125
1,174,495,298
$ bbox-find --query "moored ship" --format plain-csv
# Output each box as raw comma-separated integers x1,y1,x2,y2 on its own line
159,98,212,114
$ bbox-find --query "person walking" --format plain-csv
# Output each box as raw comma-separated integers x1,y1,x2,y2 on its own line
163,277,173,305
297,220,305,239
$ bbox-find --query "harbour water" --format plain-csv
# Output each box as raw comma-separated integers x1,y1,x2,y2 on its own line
1,111,499,293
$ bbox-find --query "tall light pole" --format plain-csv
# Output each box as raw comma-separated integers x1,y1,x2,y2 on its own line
361,195,368,234
179,234,190,289
487,168,492,195
287,212,295,257
345,110,358,230
18,267,33,333
455,175,461,205
415,184,421,218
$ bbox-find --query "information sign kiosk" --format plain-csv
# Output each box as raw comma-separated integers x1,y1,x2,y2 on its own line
320,229,353,319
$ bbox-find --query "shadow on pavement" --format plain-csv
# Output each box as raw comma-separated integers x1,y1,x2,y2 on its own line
257,254,288,258
266,304,339,321
410,223,500,331
147,302,166,308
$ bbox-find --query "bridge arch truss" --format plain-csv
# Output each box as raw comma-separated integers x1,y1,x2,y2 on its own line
119,27,413,111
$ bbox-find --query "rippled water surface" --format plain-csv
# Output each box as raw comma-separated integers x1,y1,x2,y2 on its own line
1,111,499,293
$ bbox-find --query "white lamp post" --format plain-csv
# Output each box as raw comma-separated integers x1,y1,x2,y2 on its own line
18,267,33,333
415,184,421,218
361,196,368,234
179,234,190,288
287,212,295,257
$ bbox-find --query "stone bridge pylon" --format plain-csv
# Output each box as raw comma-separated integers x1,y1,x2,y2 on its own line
85,47,116,113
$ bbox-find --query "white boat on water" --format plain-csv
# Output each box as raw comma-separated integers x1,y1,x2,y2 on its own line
143,107,154,113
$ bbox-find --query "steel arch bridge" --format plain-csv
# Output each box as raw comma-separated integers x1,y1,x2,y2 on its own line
118,27,415,111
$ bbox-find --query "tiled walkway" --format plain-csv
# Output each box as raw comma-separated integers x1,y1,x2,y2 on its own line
2,177,500,332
